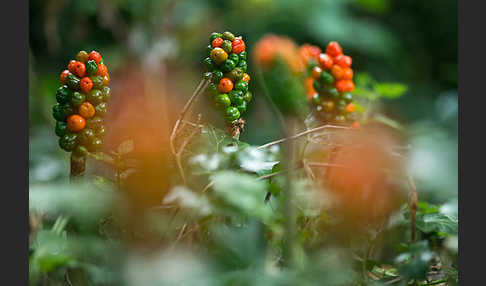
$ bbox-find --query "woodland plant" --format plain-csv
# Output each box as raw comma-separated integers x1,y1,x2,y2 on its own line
30,31,458,286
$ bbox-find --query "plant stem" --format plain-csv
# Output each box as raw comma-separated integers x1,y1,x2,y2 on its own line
408,175,418,242
70,154,86,182
257,124,350,150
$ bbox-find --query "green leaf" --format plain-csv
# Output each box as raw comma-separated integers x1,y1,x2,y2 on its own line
210,171,275,224
372,114,404,131
373,83,407,99
416,213,458,236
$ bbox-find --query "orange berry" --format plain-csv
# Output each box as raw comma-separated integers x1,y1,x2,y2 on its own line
318,53,334,69
326,41,342,57
304,77,316,99
89,51,102,63
218,78,234,93
60,70,70,83
334,54,352,67
103,74,110,86
336,80,355,93
72,61,86,77
331,65,345,80
78,102,96,118
342,67,353,80
312,66,322,79
345,103,356,113
67,114,86,132
212,37,224,48
97,63,108,77
242,73,250,83
80,77,93,93
352,121,360,129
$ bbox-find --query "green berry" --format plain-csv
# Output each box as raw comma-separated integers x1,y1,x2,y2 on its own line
221,40,232,53
86,116,103,131
203,57,215,71
96,125,106,138
86,60,98,75
236,101,247,114
214,93,231,109
206,45,213,55
77,128,95,145
225,106,240,122
239,51,247,60
90,76,104,89
221,59,236,73
59,133,78,152
212,70,224,84
87,89,103,105
243,91,253,103
210,32,223,43
56,85,72,104
228,90,244,105
235,80,248,93
327,87,339,99
222,31,235,41
228,53,239,65
55,121,68,137
319,70,334,85
71,92,86,107
226,67,243,82
311,93,321,105
336,100,347,114
66,73,80,90
208,82,219,96
237,60,247,72
342,92,353,103
101,86,111,102
95,102,108,117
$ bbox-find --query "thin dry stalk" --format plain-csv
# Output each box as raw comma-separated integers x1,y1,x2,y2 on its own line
407,175,418,242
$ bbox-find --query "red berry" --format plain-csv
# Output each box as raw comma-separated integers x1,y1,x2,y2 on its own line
232,38,246,54
352,121,359,129
334,54,352,67
336,80,355,93
318,53,333,69
89,51,102,64
326,41,342,57
212,37,224,48
80,77,93,93
68,60,77,73
60,70,70,83
72,61,86,77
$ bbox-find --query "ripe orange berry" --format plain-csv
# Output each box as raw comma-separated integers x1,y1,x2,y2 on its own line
218,78,234,93
60,70,70,83
68,60,77,73
89,51,102,63
67,114,86,132
72,61,86,77
334,54,352,67
342,67,354,80
80,77,93,93
326,41,342,57
97,63,108,77
78,102,96,118
336,80,355,93
242,73,250,83
318,53,334,69
345,103,356,113
212,37,224,48
232,38,246,54
312,66,322,79
331,65,345,80
352,121,359,129
305,77,316,99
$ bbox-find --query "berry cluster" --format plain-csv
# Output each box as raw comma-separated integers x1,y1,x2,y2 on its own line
52,50,111,156
203,31,252,124
301,42,358,125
